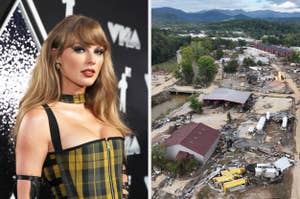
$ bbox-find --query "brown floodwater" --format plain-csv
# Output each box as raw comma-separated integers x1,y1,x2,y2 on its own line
152,94,189,121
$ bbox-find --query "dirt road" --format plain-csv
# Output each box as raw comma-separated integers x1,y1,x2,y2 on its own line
272,63,300,199
152,75,178,96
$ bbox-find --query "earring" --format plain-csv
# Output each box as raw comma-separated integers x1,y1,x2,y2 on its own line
55,63,61,70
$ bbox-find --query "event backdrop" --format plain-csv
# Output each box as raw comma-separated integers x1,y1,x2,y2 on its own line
0,0,148,198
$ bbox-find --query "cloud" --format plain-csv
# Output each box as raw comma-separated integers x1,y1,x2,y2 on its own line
265,1,300,12
266,0,300,4
273,1,297,8
151,0,300,12
152,0,264,12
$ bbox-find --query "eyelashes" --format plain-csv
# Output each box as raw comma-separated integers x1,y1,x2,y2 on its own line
72,46,105,55
94,48,105,55
72,46,85,53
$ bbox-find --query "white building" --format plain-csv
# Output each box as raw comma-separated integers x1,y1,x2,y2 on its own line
164,122,220,164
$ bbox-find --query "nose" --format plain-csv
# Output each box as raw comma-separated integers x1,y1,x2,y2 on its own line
86,51,96,65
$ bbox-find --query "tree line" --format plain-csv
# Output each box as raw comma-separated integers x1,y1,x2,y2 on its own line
152,28,191,65
154,19,300,47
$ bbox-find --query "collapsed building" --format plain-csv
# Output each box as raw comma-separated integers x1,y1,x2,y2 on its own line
164,122,220,164
203,88,252,110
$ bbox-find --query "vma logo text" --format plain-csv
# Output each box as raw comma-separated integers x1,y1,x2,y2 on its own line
107,22,141,50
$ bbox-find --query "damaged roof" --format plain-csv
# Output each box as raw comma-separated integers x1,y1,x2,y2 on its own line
203,88,251,104
165,122,220,156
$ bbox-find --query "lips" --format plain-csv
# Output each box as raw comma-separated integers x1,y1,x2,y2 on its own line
81,68,95,77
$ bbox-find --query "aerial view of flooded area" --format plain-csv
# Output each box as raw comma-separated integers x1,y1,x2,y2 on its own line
151,0,300,198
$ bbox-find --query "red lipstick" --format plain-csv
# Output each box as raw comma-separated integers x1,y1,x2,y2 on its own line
81,69,95,77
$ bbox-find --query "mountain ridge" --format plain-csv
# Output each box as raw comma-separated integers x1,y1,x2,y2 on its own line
152,7,300,24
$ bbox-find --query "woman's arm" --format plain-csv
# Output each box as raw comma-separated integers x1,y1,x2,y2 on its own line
16,108,50,199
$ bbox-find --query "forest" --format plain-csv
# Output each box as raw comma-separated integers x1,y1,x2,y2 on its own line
153,19,300,54
152,28,190,65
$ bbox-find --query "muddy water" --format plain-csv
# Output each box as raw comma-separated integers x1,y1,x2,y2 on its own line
152,94,189,121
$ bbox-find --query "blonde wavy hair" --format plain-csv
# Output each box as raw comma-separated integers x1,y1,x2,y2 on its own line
15,15,131,136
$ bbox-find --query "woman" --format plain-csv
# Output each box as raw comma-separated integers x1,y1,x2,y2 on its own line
15,15,130,199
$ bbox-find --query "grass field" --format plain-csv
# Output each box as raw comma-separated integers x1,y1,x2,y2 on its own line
152,57,178,73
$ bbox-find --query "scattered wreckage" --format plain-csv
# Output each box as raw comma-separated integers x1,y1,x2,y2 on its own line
208,156,294,193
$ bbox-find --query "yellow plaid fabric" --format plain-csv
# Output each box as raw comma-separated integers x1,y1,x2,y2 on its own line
60,94,86,104
43,137,124,199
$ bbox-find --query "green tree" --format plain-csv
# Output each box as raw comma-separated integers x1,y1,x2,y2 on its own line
191,41,208,59
215,48,224,60
262,36,280,45
152,144,167,169
173,65,183,79
165,162,177,175
288,50,300,63
189,94,203,114
197,56,218,87
224,59,239,73
227,40,237,49
152,28,191,65
243,57,256,66
180,46,195,84
201,37,213,52
176,157,199,176
257,60,263,66
238,39,247,47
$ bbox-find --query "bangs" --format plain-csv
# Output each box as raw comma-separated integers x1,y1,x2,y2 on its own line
64,19,109,50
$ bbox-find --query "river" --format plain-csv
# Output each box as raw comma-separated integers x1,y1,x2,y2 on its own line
152,94,189,122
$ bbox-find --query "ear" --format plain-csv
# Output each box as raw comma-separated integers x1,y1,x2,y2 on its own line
51,48,61,62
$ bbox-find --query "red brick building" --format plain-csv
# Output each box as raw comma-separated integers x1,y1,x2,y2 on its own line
252,42,292,57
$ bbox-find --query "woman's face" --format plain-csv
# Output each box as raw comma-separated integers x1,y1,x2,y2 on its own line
56,41,104,94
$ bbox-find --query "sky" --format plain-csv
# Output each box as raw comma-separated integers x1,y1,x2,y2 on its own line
151,0,300,13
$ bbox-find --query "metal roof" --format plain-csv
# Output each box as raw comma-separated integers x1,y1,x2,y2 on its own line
203,88,251,104
165,122,219,156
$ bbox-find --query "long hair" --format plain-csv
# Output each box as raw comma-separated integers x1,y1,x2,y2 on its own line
15,15,131,136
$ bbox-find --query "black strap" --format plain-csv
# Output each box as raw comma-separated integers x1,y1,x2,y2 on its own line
16,175,42,198
16,175,41,181
42,104,63,152
42,104,79,197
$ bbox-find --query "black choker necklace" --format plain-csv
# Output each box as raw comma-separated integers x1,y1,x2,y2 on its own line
60,94,86,104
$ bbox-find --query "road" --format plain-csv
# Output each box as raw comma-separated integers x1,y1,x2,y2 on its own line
272,63,300,199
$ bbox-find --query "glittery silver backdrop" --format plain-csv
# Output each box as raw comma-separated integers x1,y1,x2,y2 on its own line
0,6,39,197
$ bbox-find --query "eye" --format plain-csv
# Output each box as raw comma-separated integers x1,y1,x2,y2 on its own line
72,46,85,53
95,48,105,55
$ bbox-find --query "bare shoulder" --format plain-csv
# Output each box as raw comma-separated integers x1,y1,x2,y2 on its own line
101,124,124,138
17,106,50,144
16,106,50,176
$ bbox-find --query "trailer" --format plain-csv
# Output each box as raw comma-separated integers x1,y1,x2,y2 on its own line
256,116,266,131
223,178,248,193
213,175,235,184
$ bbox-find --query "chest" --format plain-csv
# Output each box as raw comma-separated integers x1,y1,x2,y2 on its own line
48,109,105,151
